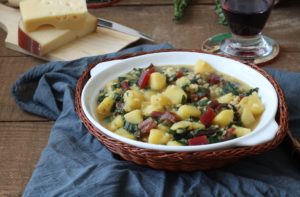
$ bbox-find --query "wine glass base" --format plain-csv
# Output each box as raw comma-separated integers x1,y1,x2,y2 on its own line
201,33,280,66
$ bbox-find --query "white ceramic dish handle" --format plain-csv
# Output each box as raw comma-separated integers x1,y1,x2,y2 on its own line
90,60,122,77
235,120,279,146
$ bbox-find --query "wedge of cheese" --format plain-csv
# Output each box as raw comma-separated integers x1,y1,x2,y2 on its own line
8,0,24,7
18,13,97,56
20,0,87,32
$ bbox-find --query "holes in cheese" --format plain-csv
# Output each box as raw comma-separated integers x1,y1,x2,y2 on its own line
20,0,88,32
18,13,97,56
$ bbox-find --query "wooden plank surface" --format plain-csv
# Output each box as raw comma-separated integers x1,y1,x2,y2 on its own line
0,1,300,196
0,122,52,197
1,4,299,58
0,57,46,121
91,4,300,52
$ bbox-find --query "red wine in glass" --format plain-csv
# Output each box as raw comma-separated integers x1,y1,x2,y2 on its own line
222,0,273,36
202,0,279,64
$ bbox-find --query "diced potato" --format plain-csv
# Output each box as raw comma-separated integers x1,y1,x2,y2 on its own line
97,97,114,116
157,124,169,132
194,59,215,74
142,102,164,116
130,85,140,91
163,85,187,105
188,84,199,93
251,103,265,116
239,97,248,107
123,90,144,112
177,105,201,119
115,128,135,140
247,93,264,116
212,109,234,127
232,125,251,137
148,129,172,144
167,141,183,146
191,122,205,129
241,107,256,128
150,94,172,107
149,72,167,91
124,109,143,124
218,93,234,104
175,76,190,87
239,93,264,116
143,90,157,101
170,121,192,130
110,115,124,131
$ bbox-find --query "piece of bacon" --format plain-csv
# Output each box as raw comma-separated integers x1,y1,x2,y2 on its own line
138,64,155,89
150,111,165,118
150,111,181,123
207,73,221,85
138,118,157,133
160,112,181,123
175,71,184,79
188,136,209,145
200,108,216,127
120,81,130,90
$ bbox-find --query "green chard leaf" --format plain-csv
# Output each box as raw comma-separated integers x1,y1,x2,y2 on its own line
174,0,188,21
215,0,228,26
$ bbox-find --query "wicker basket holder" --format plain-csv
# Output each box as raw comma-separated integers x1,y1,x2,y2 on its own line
75,49,288,171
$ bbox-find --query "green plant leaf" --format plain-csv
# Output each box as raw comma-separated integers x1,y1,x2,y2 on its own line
215,0,228,26
173,0,188,21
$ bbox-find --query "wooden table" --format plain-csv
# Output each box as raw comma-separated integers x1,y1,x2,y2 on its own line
0,0,300,196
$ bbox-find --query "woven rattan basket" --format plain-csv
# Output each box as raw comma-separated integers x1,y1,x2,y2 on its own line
75,49,288,171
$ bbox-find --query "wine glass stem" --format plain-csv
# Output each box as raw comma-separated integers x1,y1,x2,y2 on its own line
231,33,263,47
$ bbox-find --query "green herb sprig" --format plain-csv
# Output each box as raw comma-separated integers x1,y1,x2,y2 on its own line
215,0,228,26
173,0,188,21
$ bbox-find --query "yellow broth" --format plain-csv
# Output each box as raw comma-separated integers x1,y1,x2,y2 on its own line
95,61,264,146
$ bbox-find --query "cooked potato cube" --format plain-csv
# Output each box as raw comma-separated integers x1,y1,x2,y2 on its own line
232,125,251,137
148,129,172,144
239,93,264,116
251,103,265,116
241,107,256,128
167,141,183,146
150,94,172,107
247,93,264,115
123,90,144,112
177,105,201,119
142,102,164,116
170,121,192,130
149,72,167,91
97,97,114,116
143,90,157,101
110,115,124,131
124,109,143,124
175,76,190,87
218,93,234,104
191,122,205,129
157,124,169,132
115,128,135,140
130,85,140,91
194,59,215,74
212,109,234,127
163,85,187,104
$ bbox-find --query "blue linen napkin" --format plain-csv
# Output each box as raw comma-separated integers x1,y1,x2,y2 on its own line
12,44,300,197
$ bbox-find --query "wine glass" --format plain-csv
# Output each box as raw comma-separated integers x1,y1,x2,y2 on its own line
202,0,279,65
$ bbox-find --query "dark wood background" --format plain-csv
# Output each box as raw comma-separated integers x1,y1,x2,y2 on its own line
0,0,300,196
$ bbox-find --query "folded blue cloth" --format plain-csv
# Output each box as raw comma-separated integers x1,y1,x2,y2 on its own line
12,44,300,197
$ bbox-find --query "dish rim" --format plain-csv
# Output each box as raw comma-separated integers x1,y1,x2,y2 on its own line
80,50,279,152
